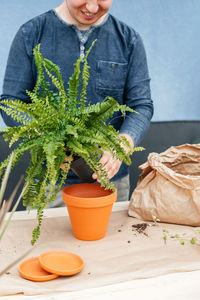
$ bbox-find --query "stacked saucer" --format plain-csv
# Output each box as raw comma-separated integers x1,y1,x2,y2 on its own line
19,250,84,282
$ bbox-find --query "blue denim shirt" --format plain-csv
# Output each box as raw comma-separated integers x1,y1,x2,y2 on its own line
0,10,153,184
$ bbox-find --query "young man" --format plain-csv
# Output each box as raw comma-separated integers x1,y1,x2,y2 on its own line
0,0,153,201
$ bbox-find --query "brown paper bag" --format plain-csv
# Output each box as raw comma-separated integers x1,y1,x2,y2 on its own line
128,144,200,226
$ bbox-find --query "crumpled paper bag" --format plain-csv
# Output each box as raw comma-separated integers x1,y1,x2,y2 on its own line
128,144,200,226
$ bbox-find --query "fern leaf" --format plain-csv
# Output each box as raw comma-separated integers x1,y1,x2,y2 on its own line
79,40,97,107
67,57,82,111
67,138,89,156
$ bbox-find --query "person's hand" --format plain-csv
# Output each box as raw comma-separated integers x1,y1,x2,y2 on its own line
118,133,134,154
92,133,134,180
92,150,122,180
60,156,73,171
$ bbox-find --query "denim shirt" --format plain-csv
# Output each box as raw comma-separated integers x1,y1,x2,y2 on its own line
0,10,153,184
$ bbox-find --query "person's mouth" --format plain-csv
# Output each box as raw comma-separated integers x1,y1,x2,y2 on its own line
81,10,97,19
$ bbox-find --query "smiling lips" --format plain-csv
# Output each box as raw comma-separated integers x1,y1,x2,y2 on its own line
81,10,97,19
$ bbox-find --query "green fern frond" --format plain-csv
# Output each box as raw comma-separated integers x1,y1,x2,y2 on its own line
63,115,87,130
43,64,66,99
78,96,134,125
64,125,78,138
8,126,29,147
67,138,89,156
79,40,97,108
67,57,82,111
94,124,132,165
83,153,115,191
118,135,134,154
132,146,145,152
0,102,32,125
33,44,46,94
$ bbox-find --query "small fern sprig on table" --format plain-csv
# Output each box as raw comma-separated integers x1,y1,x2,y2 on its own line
0,41,143,245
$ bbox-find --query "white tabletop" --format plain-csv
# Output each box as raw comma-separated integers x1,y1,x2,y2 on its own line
1,201,200,300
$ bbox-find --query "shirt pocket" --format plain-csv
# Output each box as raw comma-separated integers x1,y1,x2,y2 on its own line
96,60,128,98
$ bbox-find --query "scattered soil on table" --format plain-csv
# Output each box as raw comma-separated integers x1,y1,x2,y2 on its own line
132,223,149,236
117,222,152,238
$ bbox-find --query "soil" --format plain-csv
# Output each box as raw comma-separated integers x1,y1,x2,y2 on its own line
132,223,149,236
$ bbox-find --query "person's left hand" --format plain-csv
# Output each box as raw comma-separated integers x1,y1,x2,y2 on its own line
92,133,134,180
92,150,122,180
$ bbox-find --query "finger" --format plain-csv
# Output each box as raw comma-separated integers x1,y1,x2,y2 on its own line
102,156,117,172
92,172,98,180
60,163,71,171
106,162,121,179
60,156,73,171
99,151,111,166
93,159,122,180
92,152,111,179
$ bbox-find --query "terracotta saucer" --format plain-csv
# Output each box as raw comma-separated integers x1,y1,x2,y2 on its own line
39,250,84,276
19,257,59,282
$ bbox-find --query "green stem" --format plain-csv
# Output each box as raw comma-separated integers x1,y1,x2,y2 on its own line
0,152,14,207
0,181,29,241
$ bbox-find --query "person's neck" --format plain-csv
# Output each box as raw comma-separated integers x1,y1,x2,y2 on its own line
55,2,107,30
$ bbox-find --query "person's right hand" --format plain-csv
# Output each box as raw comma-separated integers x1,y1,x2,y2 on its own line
60,156,73,171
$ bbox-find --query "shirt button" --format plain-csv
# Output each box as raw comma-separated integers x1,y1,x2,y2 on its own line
111,63,115,69
81,38,86,43
80,45,85,51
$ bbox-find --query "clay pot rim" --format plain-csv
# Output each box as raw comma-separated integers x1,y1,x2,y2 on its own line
62,183,117,208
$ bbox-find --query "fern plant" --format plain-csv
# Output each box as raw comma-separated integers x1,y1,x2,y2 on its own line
0,40,143,245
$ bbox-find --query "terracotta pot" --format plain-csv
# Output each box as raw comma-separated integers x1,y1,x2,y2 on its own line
62,183,117,241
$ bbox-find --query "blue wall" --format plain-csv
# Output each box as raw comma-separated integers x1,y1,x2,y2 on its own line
0,0,200,128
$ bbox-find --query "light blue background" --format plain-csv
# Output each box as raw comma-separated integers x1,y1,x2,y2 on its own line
0,0,200,128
